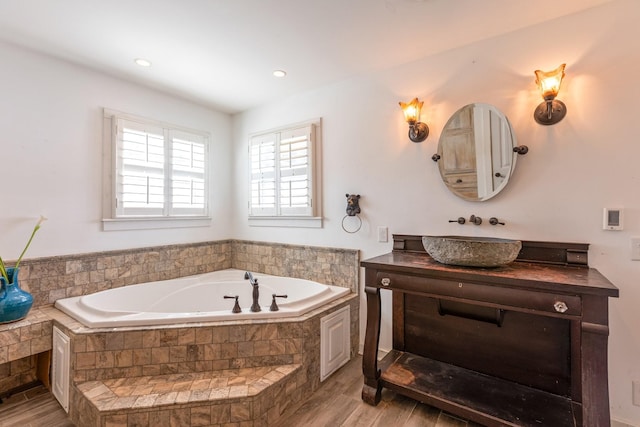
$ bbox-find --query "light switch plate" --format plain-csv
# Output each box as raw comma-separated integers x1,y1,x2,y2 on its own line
631,238,640,261
603,207,624,230
377,226,388,243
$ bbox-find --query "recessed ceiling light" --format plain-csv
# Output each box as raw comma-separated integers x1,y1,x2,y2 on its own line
273,70,287,78
134,58,152,67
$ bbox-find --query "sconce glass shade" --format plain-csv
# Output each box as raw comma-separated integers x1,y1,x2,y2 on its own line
534,64,567,125
535,63,565,100
399,98,429,142
399,98,423,125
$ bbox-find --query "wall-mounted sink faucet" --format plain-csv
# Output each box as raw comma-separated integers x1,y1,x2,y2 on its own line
449,215,506,226
244,271,261,312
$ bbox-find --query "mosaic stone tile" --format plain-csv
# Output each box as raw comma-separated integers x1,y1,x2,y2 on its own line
5,239,358,417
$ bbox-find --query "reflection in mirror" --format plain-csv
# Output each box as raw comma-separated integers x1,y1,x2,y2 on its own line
436,103,517,201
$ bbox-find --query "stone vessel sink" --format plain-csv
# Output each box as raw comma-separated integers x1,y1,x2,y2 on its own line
422,236,522,267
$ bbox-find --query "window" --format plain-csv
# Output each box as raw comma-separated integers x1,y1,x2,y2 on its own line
102,110,211,230
249,120,322,227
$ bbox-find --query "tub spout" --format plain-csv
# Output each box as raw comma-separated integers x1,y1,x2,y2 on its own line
244,271,258,286
245,271,261,312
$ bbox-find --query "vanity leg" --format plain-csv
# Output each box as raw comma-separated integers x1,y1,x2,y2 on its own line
581,296,612,427
362,285,382,405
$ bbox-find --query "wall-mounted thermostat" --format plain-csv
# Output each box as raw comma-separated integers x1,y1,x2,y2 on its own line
603,207,624,230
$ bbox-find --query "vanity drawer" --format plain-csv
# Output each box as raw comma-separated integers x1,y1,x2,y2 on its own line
374,272,582,317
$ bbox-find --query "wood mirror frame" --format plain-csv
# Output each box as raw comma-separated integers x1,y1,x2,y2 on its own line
435,103,517,201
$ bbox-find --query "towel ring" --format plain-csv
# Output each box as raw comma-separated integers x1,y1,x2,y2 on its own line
342,214,362,233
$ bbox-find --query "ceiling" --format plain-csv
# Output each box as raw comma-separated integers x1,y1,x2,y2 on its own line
0,0,612,114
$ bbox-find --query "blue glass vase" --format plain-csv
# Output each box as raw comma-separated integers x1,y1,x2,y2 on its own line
0,267,34,323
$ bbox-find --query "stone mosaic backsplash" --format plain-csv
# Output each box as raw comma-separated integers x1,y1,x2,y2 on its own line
11,239,358,310
16,241,232,309
231,240,359,293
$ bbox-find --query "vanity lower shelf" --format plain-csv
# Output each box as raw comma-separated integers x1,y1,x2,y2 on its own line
380,350,575,427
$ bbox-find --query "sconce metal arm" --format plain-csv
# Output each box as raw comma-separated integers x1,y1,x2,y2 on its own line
534,99,567,125
408,122,429,143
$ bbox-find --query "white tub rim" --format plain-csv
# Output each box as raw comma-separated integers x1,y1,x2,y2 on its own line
54,269,352,329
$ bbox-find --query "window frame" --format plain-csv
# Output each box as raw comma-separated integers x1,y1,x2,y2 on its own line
102,109,212,231
248,118,322,228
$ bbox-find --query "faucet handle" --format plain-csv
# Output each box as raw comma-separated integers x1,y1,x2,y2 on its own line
270,294,288,312
224,295,242,313
489,217,505,226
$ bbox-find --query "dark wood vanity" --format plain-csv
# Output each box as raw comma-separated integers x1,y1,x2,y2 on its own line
361,235,619,427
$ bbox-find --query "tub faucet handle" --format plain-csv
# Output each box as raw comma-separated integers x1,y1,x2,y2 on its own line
270,294,288,312
224,295,242,313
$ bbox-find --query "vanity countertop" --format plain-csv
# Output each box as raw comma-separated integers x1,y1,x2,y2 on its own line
361,251,619,297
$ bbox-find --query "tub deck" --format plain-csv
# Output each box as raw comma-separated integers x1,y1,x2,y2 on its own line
54,269,350,328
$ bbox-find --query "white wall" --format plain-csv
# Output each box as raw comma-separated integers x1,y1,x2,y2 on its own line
0,41,233,259
231,1,640,424
0,0,638,424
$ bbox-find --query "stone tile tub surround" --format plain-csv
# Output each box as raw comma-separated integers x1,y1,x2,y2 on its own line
0,239,359,400
0,309,53,395
16,239,358,310
48,293,358,426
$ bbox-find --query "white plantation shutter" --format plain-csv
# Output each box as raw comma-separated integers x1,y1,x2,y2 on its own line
250,133,277,216
279,127,312,215
115,118,208,218
116,119,166,216
170,131,207,215
249,124,315,218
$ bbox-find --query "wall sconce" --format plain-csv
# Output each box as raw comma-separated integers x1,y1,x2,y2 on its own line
534,63,567,125
399,98,429,142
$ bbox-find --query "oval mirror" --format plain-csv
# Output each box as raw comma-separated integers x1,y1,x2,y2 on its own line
436,103,518,201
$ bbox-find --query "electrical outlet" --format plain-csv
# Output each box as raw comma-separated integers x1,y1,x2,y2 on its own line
634,381,640,406
377,226,388,243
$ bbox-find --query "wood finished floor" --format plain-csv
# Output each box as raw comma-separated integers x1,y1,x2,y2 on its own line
0,385,74,427
0,356,480,427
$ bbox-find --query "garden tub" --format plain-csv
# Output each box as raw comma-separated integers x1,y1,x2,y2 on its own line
55,269,350,328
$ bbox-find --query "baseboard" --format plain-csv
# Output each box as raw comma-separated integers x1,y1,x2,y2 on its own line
611,418,635,427
357,343,390,360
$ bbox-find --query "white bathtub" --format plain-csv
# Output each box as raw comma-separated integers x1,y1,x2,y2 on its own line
55,269,350,328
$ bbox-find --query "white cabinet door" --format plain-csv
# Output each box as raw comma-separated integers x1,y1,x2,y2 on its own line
52,326,70,412
320,306,350,381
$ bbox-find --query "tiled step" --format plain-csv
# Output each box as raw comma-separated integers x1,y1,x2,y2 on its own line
72,364,301,427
